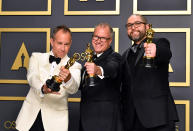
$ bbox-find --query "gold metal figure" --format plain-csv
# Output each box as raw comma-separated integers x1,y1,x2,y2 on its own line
144,24,155,68
80,43,94,62
80,43,94,77
146,24,154,44
46,53,80,91
54,53,80,83
64,53,80,69
76,43,95,86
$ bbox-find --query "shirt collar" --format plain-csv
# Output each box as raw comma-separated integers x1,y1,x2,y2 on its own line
97,53,103,57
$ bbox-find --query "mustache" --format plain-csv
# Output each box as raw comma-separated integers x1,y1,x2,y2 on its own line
130,30,140,35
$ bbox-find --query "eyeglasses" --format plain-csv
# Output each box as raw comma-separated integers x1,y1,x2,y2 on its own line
125,21,146,29
92,35,111,42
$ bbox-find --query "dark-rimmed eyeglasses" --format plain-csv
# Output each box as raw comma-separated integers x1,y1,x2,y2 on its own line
92,35,111,42
125,21,146,29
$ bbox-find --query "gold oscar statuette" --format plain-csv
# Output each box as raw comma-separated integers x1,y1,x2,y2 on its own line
80,43,95,86
46,53,80,92
144,24,155,68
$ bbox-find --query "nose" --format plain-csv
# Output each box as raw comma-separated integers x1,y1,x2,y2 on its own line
61,45,65,51
95,37,101,41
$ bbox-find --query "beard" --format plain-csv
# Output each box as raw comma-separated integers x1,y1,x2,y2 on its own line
128,30,146,43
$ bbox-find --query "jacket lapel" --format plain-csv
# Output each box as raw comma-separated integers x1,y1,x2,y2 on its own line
42,53,51,72
59,55,69,67
134,47,144,66
134,41,145,66
124,47,132,79
54,55,69,74
38,53,51,81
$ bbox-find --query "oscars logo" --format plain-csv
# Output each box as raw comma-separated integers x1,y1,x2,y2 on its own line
11,42,29,71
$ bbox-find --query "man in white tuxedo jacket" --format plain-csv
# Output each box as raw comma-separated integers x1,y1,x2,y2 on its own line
16,25,82,131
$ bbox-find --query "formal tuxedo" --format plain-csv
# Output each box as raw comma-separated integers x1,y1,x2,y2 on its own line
121,38,179,130
79,47,123,131
16,52,81,131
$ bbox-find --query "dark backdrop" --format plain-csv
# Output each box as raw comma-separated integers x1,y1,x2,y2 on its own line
0,0,191,131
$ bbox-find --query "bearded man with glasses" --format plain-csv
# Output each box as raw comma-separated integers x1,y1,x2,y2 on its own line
79,23,123,131
121,14,179,131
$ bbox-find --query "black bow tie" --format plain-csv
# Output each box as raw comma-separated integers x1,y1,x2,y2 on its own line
49,55,61,64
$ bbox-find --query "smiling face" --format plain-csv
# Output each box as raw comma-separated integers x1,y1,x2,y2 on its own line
50,30,72,58
92,26,112,54
126,15,149,44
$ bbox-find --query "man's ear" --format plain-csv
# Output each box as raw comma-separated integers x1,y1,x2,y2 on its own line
109,38,112,45
70,39,72,45
107,38,112,47
50,38,54,47
146,24,150,30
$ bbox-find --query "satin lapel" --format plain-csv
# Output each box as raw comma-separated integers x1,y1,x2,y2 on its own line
55,56,69,74
134,45,145,66
81,67,86,84
59,56,69,67
125,47,137,91
42,54,51,71
124,48,132,79
40,54,51,79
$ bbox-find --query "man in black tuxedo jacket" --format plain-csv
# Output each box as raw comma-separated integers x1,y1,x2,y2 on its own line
79,23,123,131
121,14,179,131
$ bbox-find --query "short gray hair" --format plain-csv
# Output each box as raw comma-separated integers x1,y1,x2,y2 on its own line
94,22,113,38
51,25,72,39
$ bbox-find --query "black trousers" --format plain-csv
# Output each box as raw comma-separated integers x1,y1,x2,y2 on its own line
29,111,44,131
128,110,176,131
